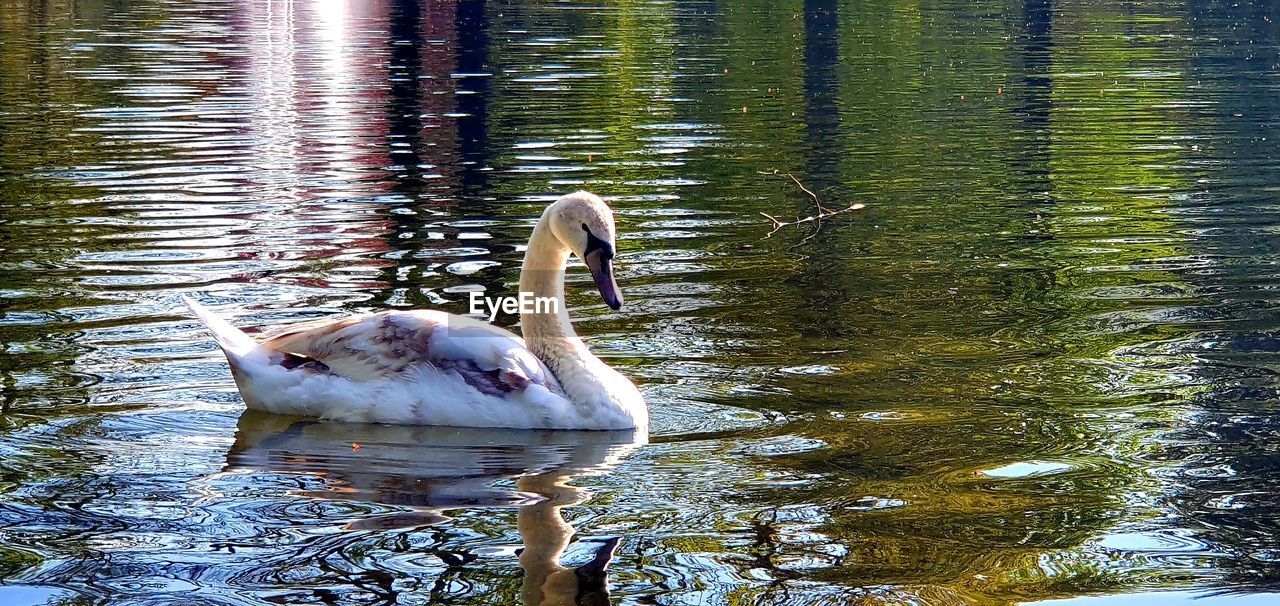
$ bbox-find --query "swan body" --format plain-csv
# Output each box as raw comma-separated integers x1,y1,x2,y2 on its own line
186,191,648,431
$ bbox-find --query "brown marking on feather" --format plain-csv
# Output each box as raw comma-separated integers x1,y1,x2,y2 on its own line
444,360,513,396
275,352,332,375
252,311,562,396
499,370,531,391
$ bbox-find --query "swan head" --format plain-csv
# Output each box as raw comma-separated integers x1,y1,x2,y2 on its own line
546,191,623,310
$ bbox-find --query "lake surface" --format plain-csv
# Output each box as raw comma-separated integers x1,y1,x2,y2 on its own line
2,0,1280,604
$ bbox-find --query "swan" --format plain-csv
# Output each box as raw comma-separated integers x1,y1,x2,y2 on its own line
184,191,648,430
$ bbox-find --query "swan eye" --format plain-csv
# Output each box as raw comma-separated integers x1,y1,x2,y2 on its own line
581,223,589,232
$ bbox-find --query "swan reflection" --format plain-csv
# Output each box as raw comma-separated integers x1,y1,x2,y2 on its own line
219,411,645,605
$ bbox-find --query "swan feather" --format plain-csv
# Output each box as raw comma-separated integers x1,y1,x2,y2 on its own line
183,298,632,429
258,310,566,396
183,191,648,431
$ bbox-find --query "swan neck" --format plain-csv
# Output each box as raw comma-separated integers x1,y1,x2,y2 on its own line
519,219,578,347
515,207,649,431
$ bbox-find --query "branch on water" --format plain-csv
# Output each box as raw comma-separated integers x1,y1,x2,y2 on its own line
756,171,865,244
758,204,866,240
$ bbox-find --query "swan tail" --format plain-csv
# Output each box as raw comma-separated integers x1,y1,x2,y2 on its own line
184,296,312,415
182,295,260,360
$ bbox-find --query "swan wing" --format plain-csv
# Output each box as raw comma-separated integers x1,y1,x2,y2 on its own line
257,311,565,397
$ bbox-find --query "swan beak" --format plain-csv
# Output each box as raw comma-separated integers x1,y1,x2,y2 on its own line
584,249,623,310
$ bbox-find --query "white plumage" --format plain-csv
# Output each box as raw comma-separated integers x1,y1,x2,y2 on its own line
185,192,649,431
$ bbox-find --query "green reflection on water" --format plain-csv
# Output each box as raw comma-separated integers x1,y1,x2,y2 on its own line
0,0,1275,604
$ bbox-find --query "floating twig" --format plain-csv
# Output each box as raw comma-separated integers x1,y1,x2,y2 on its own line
756,171,865,244
758,203,865,241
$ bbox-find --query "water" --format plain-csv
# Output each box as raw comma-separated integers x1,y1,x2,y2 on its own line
1,0,1280,603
